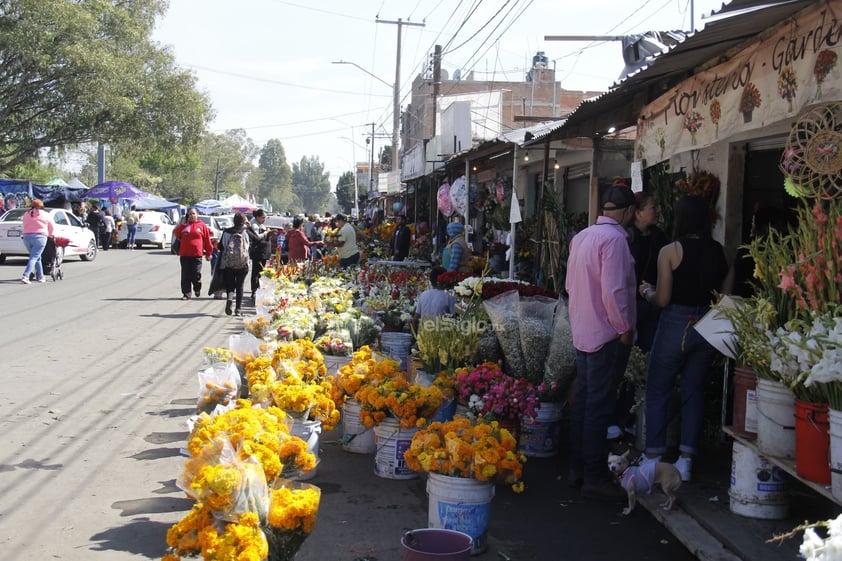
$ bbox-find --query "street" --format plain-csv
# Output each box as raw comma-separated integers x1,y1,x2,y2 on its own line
0,249,696,561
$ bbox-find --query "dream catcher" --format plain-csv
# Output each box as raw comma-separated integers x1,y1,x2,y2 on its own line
780,102,842,199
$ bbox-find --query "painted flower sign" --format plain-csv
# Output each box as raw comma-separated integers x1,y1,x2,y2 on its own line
778,66,798,112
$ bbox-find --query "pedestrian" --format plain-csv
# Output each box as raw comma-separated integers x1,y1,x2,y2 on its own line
248,209,272,300
218,212,251,316
390,214,411,261
20,199,54,284
444,221,470,272
102,210,116,251
173,207,213,300
610,191,669,440
413,266,456,322
304,214,317,241
639,195,729,482
309,220,325,260
331,213,360,268
565,184,637,501
87,203,104,248
286,216,324,263
124,204,140,250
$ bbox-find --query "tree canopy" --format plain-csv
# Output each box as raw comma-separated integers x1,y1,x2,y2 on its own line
292,156,333,215
334,171,356,215
0,0,213,174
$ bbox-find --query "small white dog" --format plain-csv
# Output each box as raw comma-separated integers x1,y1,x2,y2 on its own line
607,450,682,515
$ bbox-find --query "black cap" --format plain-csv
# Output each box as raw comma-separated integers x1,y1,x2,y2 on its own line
601,185,636,210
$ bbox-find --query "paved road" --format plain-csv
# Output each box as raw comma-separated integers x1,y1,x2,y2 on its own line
0,248,697,561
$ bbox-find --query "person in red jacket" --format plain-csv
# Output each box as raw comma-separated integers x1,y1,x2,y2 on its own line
173,207,213,300
286,216,323,263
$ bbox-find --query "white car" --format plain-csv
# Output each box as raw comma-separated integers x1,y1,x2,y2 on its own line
171,215,222,254
117,210,176,249
0,207,97,263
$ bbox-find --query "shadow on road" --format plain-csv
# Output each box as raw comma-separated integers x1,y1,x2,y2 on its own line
90,517,173,557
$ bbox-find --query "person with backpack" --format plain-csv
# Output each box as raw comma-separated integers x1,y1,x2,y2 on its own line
173,207,214,300
218,212,251,316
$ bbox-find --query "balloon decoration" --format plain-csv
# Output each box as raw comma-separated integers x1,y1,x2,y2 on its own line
437,182,453,216
449,175,468,218
393,201,403,212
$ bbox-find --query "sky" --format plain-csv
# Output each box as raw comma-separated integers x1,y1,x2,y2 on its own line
152,0,728,186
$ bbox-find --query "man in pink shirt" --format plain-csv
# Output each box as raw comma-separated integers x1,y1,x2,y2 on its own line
565,184,637,501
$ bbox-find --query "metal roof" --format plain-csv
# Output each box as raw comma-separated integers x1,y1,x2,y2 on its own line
524,0,817,145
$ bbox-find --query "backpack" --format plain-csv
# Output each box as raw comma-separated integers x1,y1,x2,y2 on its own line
221,229,249,269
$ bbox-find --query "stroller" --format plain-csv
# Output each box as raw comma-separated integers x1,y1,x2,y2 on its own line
42,236,70,281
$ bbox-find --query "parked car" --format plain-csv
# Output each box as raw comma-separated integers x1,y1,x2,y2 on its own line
0,207,97,263
116,210,176,249
214,215,234,230
170,214,222,254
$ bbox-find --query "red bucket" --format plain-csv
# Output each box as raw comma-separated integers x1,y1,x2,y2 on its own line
795,399,830,484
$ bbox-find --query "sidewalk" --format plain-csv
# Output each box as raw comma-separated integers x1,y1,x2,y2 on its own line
633,437,841,561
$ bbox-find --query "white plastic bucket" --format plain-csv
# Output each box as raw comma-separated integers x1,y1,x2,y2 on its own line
381,332,413,371
342,400,375,454
755,378,796,459
374,417,419,479
427,473,495,555
323,355,350,376
728,440,789,520
519,402,563,457
290,418,321,481
829,408,842,502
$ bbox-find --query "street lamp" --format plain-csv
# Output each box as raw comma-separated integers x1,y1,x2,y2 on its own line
332,60,398,173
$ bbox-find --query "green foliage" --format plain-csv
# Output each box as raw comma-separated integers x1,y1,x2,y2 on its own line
292,156,333,215
334,171,356,215
0,0,213,174
258,139,292,210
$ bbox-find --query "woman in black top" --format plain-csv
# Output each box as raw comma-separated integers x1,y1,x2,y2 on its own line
638,195,728,483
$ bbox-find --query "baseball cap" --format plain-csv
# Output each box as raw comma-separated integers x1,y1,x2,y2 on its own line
601,185,636,210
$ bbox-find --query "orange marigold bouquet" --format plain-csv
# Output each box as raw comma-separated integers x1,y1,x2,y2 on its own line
404,416,526,492
328,346,400,405
354,375,445,428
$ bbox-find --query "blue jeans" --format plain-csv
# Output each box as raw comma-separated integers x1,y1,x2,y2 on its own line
127,224,137,246
644,304,716,456
570,338,631,483
22,233,48,279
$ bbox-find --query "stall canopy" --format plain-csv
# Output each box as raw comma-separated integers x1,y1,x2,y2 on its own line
221,194,257,212
195,199,225,214
133,194,181,210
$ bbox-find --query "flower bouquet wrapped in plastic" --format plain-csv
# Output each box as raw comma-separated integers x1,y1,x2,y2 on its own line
196,361,241,415
262,479,322,561
517,295,557,385
483,290,526,379
543,297,577,401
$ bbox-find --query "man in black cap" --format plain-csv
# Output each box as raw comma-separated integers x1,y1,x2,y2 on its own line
564,183,637,501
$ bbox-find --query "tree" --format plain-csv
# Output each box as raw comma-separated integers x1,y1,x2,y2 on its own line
0,0,213,174
292,156,333,215
334,171,356,215
257,139,293,212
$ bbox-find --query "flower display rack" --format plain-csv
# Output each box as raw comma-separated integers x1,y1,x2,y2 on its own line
722,426,839,506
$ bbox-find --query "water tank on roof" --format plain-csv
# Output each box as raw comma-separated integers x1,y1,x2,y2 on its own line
532,51,548,69
440,69,449,80
452,68,461,81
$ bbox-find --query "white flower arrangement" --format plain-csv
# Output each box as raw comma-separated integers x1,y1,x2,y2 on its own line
454,276,483,299
798,512,842,561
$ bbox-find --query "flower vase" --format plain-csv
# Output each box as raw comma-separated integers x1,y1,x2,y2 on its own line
794,399,830,484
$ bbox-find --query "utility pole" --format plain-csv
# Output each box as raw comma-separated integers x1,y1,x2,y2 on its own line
213,158,220,200
367,122,375,200
376,17,425,173
432,44,441,139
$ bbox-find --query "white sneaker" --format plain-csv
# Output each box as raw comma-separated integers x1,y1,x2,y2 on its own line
606,425,623,440
673,456,692,482
20,276,30,284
